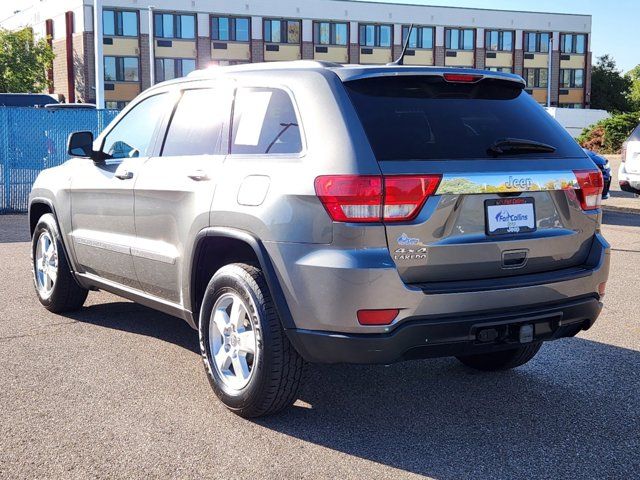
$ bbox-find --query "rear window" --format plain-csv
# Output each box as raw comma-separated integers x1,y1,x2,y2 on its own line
345,76,583,160
629,123,640,142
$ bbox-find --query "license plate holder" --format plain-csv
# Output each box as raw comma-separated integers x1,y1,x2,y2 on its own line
485,197,536,235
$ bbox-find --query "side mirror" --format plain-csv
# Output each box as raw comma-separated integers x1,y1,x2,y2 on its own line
67,131,95,159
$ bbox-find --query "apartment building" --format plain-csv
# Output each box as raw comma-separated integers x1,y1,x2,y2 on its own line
1,0,592,109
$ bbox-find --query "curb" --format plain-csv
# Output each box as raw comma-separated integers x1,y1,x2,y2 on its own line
602,204,640,215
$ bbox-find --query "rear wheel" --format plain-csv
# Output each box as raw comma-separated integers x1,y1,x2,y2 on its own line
31,213,88,312
199,263,305,417
456,342,542,371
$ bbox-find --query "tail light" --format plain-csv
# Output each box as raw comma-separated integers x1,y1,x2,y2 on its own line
315,174,442,223
573,169,603,211
621,142,628,163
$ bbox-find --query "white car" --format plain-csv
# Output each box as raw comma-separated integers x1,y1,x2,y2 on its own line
619,123,640,195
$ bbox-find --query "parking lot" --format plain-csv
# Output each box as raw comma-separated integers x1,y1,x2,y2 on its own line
0,212,638,479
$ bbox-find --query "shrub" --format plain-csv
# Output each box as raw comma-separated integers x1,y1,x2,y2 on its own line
578,112,640,154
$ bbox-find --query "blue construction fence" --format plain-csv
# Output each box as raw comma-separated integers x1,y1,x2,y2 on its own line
0,107,119,213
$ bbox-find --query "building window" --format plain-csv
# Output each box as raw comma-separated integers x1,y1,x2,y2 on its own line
485,30,513,51
401,26,434,49
211,16,250,42
105,101,128,110
264,19,301,44
445,28,474,50
561,33,586,54
558,103,583,109
155,58,196,82
487,67,513,73
104,56,139,82
560,69,584,88
103,10,138,37
359,24,392,48
313,21,348,46
524,68,548,88
525,32,551,53
154,13,196,39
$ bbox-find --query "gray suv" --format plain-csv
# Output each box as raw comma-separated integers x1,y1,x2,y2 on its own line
29,62,610,417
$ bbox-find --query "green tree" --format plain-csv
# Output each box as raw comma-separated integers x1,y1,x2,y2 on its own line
590,54,632,113
626,64,640,111
0,27,54,93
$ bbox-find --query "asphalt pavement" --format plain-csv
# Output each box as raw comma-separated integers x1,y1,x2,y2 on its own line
0,213,638,479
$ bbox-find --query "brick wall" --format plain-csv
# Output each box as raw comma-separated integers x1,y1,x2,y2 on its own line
52,38,69,101
349,43,359,64
434,46,445,66
475,48,486,69
197,37,211,68
251,39,264,63
514,49,524,76
140,34,151,91
302,42,314,60
72,32,95,103
550,50,560,106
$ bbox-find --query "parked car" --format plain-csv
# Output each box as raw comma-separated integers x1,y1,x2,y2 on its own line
0,93,62,107
583,149,611,198
44,103,96,110
28,62,609,417
619,122,640,195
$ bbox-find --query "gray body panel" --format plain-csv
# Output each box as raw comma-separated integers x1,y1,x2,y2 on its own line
29,62,609,342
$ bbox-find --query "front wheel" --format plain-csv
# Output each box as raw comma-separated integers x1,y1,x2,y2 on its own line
199,263,305,417
456,342,542,371
31,213,88,313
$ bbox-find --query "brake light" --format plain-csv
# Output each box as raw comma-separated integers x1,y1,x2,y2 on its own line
621,142,628,163
573,169,603,211
314,175,442,223
357,309,399,326
383,175,442,222
443,73,483,83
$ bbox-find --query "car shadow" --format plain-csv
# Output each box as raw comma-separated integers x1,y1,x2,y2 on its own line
64,301,199,354
257,338,639,479
602,210,640,227
63,301,638,478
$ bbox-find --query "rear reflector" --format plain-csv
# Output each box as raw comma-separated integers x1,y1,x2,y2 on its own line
315,174,442,223
443,73,483,83
357,309,399,326
598,282,607,298
573,169,604,211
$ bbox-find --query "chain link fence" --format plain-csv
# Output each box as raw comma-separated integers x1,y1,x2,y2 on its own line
0,107,119,213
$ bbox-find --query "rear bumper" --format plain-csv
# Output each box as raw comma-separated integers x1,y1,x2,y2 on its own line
618,165,640,193
286,296,602,364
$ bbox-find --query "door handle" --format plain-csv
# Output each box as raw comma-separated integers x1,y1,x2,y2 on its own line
187,170,209,181
115,170,134,180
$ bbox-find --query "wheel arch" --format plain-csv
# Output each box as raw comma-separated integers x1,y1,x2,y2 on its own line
188,227,295,331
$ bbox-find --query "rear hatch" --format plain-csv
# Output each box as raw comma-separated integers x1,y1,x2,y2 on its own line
344,72,603,286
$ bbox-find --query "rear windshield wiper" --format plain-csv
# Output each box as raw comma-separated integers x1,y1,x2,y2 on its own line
487,138,556,157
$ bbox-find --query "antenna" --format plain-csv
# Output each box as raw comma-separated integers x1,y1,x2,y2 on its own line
388,24,414,66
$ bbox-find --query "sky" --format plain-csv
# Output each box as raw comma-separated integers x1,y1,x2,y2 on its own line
1,0,638,72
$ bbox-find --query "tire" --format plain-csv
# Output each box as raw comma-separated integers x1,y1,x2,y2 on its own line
456,342,543,371
199,263,305,418
31,213,88,313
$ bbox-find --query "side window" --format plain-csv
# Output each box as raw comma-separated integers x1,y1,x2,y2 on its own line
231,87,302,155
102,93,168,159
162,88,226,156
